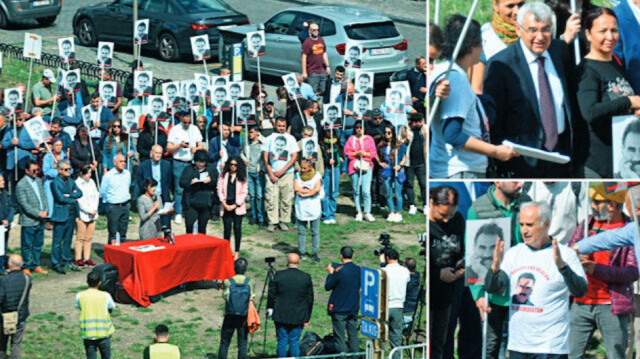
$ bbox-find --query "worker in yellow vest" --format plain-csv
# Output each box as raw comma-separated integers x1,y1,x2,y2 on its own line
75,271,116,359
143,324,181,358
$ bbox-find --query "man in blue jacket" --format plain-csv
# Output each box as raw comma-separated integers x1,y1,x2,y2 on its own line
137,145,173,228
325,246,361,353
50,159,82,274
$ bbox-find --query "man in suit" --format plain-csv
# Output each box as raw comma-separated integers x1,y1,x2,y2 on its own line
208,122,240,172
50,159,82,274
484,1,575,178
267,253,314,358
15,160,49,276
137,145,173,228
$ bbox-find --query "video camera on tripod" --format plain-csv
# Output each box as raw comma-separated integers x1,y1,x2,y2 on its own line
373,233,393,256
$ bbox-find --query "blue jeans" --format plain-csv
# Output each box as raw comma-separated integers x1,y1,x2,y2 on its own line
350,170,372,213
20,222,44,270
384,175,403,213
172,160,188,214
321,166,340,221
339,129,353,174
51,218,75,268
248,172,265,223
296,218,319,255
275,323,303,358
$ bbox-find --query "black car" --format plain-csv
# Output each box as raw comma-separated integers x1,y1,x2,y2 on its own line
72,0,249,61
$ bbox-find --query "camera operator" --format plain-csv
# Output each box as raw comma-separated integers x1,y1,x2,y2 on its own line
325,246,361,354
403,258,421,333
382,248,411,359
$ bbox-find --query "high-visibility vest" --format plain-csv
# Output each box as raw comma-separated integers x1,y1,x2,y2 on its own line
77,289,115,339
149,343,181,358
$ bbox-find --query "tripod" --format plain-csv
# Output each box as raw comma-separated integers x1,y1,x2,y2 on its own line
249,261,277,355
405,269,426,344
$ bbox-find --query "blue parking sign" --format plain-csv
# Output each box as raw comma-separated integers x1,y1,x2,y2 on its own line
361,318,379,339
361,267,380,319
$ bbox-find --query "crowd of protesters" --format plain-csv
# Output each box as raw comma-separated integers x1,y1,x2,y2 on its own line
428,0,640,179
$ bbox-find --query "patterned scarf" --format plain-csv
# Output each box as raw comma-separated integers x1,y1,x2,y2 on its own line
490,12,518,46
300,168,315,182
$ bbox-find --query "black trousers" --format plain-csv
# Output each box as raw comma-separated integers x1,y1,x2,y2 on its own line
430,304,451,359
331,313,359,353
509,351,567,359
405,164,426,206
106,203,130,243
486,305,509,359
184,206,210,234
218,315,248,359
83,337,111,359
223,211,243,252
371,166,386,207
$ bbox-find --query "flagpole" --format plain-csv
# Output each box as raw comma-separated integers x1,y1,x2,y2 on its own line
12,113,18,181
257,56,264,120
25,58,34,113
570,0,581,66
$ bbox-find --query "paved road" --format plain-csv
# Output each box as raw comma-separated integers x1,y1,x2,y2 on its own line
0,0,425,102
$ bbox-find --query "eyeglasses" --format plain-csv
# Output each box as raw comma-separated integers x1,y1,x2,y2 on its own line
61,168,70,172
384,131,392,134
113,125,121,128
524,26,552,37
229,163,238,167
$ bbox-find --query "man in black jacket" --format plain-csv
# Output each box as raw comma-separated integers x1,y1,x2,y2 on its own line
267,253,314,358
0,254,31,358
289,99,322,142
137,145,173,229
325,246,361,353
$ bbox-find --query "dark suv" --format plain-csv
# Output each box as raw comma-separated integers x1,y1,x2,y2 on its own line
72,0,249,61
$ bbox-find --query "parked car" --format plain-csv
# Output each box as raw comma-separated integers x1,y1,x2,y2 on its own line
218,5,411,82
72,0,249,61
0,0,61,28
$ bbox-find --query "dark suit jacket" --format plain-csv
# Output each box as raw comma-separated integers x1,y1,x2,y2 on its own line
267,267,314,325
137,159,173,203
289,113,323,142
484,39,575,177
50,175,83,222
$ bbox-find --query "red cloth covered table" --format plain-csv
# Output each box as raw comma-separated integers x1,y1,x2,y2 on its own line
103,234,235,307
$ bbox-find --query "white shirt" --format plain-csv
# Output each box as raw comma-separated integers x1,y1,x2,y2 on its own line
519,40,566,134
480,23,508,62
294,172,323,221
382,262,410,309
75,177,99,222
261,132,299,174
168,124,203,162
501,242,586,354
629,0,640,26
429,61,488,178
329,80,342,103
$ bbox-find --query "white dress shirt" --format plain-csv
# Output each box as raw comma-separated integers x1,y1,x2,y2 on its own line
168,124,203,162
519,40,566,134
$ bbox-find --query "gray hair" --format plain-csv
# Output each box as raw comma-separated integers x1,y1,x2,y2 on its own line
303,125,314,134
31,107,43,115
628,187,640,214
521,201,551,225
56,159,70,169
516,2,556,36
8,254,23,268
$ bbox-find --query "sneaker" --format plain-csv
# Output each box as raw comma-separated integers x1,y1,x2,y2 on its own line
310,254,320,263
300,253,307,261
52,266,66,275
355,213,363,221
386,213,395,222
323,219,333,225
84,259,97,267
364,213,376,222
278,223,289,231
267,224,275,233
329,219,337,224
396,213,403,222
409,205,417,215
174,214,183,224
74,260,86,268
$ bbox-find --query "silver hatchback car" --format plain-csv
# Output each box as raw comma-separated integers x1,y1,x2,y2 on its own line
219,5,411,81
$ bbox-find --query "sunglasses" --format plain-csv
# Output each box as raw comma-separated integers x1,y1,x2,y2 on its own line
113,125,121,128
61,168,71,172
385,131,392,134
229,163,238,167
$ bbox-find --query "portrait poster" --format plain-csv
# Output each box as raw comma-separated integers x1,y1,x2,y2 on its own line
344,42,362,69
81,105,101,139
301,137,318,162
58,37,75,63
190,35,211,62
322,103,342,129
3,87,23,114
228,81,244,104
121,106,140,133
613,115,640,179
465,217,511,286
246,30,266,58
354,94,372,120
23,116,50,146
99,81,118,107
134,70,153,97
96,41,114,67
354,71,374,95
194,73,210,98
181,80,199,107
211,85,231,111
55,68,66,96
134,19,150,45
64,69,81,95
235,99,255,126
385,88,405,114
282,73,301,100
146,95,166,121
211,75,230,87
23,33,42,60
391,80,413,106
162,81,180,108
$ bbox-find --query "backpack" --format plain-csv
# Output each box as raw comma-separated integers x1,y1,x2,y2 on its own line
226,277,250,316
299,331,325,356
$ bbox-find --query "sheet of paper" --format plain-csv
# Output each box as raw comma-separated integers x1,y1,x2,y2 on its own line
199,172,209,182
158,201,174,215
502,140,571,164
0,227,6,256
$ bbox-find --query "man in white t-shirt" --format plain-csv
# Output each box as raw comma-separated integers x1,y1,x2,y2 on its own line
167,114,203,224
382,248,410,359
262,117,298,233
486,201,587,358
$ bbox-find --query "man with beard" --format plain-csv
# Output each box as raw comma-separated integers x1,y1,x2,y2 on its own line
193,37,210,60
164,83,179,107
123,108,138,133
5,89,21,113
511,273,535,306
467,223,503,284
467,181,531,359
566,184,636,359
237,101,255,125
59,39,75,62
135,21,148,44
64,71,79,95
354,94,370,119
97,44,112,67
355,73,373,95
148,97,166,121
345,45,361,68
99,69,123,116
229,83,242,103
212,87,231,111
616,119,640,178
135,72,153,96
196,75,210,99
248,32,265,57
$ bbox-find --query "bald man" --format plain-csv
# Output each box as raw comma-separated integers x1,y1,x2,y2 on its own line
100,154,132,244
0,254,32,358
267,253,314,357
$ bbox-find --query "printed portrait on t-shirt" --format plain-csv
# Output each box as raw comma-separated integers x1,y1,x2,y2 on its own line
512,272,536,307
270,135,289,161
465,218,511,286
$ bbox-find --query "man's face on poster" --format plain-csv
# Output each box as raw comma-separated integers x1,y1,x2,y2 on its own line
198,77,208,91
83,109,92,122
61,42,72,58
151,99,163,116
474,233,497,268
356,97,369,114
286,78,296,90
358,76,370,92
125,110,136,124
214,78,226,87
622,131,640,175
240,104,252,118
137,24,146,37
250,35,262,52
230,85,241,100
389,91,401,107
188,84,197,99
166,85,177,101
99,47,110,61
327,107,338,123
274,137,286,155
7,92,19,109
214,89,226,104
66,74,78,90
138,75,149,90
195,39,206,55
514,277,534,304
348,47,359,64
103,85,114,99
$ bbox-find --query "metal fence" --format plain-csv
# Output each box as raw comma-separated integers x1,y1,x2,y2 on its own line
388,343,427,359
0,43,168,88
259,352,366,359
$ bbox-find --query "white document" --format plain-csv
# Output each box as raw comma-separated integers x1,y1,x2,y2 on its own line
158,202,174,215
0,226,5,256
502,140,571,164
199,172,210,182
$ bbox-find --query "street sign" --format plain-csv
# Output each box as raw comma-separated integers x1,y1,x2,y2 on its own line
232,43,243,82
361,318,379,339
361,267,380,319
